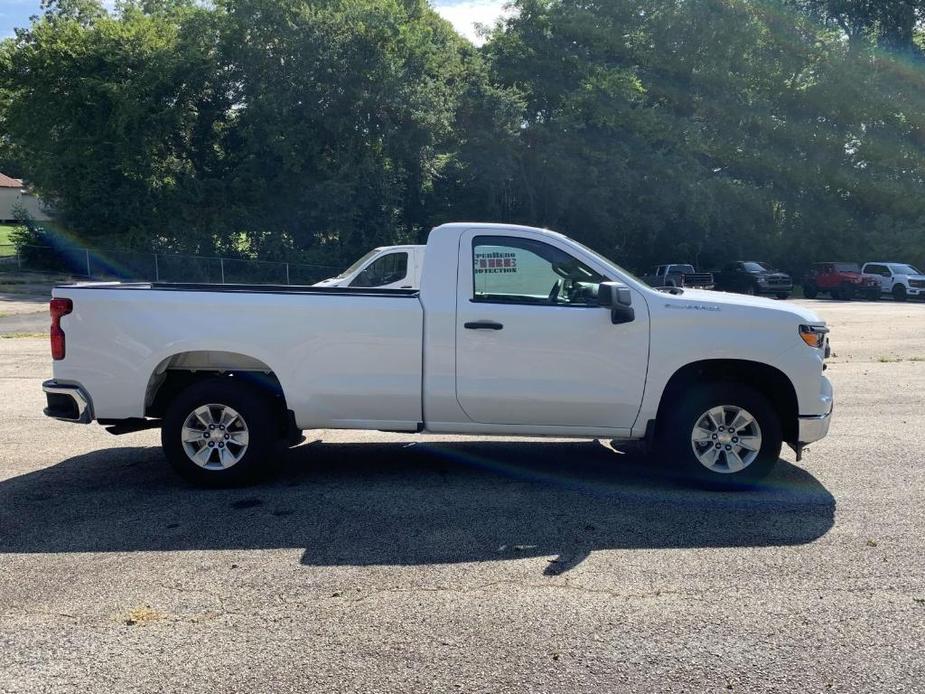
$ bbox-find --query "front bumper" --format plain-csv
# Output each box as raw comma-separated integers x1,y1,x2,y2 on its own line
798,374,833,444
798,411,832,444
42,380,93,423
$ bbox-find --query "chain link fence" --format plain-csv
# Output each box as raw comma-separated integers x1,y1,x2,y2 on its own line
0,244,341,285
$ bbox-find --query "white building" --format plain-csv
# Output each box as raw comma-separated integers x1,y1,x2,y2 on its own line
0,173,52,222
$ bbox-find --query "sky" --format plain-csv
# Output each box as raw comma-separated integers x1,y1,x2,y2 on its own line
0,0,510,42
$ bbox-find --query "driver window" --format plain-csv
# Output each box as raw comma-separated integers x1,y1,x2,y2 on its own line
472,236,605,306
350,252,408,288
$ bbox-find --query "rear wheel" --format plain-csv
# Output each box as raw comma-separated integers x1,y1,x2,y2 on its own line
162,379,278,486
802,283,818,299
893,284,908,302
657,383,782,489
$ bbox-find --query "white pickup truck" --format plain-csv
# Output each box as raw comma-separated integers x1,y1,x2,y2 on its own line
861,262,925,302
43,223,833,487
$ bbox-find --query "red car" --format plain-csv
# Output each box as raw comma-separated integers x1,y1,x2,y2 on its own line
803,262,880,300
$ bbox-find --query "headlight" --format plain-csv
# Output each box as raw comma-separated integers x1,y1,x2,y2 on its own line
799,324,829,349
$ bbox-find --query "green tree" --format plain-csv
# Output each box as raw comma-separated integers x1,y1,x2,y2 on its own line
0,0,233,250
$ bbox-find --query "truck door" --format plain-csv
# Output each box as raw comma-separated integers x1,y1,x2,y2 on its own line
454,230,649,430
864,264,891,293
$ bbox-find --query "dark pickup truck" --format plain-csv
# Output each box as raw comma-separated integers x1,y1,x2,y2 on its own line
714,261,792,299
641,264,715,289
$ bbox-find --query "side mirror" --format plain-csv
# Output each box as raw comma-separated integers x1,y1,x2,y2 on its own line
597,282,635,325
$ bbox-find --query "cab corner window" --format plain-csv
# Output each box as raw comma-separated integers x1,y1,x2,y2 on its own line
472,236,604,306
350,252,408,288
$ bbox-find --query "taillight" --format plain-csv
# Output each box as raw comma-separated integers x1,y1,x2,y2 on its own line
50,298,73,360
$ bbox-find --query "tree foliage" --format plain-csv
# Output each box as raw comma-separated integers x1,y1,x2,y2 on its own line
0,0,923,273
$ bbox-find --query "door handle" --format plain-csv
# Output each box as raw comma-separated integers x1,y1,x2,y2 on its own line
464,321,504,331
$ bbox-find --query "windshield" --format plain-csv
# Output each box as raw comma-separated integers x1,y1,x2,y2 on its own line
565,238,644,286
889,264,922,275
833,263,860,273
334,249,381,279
743,262,772,273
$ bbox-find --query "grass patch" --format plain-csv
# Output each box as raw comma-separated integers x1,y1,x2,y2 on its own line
0,332,46,339
0,224,20,257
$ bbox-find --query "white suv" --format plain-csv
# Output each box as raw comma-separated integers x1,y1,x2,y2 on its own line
861,262,925,302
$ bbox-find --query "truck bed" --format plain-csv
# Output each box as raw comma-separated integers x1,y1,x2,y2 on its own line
51,281,425,428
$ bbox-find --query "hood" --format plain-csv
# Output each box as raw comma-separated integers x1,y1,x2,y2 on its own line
752,270,790,279
662,288,822,323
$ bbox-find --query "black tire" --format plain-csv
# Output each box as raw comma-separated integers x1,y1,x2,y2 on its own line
893,284,908,302
656,383,783,489
743,285,756,296
830,288,843,301
161,379,278,486
866,288,881,301
802,283,818,299
840,285,855,301
776,293,790,300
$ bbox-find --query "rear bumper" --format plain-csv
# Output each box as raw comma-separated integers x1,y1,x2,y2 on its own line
42,380,93,423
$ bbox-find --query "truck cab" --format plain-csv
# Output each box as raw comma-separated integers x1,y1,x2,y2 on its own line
314,245,425,289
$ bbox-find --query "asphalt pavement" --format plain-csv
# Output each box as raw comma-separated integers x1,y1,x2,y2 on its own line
0,299,923,693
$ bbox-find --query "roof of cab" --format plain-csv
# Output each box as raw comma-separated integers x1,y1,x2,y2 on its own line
431,222,562,238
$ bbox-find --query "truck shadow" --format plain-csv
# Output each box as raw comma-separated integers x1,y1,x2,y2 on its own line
0,440,835,574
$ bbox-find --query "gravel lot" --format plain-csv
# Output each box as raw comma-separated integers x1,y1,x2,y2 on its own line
1,299,923,693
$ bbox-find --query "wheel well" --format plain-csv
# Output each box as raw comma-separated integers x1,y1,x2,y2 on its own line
656,360,799,443
145,351,290,436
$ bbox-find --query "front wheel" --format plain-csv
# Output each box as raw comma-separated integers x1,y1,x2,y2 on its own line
776,293,790,300
162,379,278,486
657,384,782,489
893,285,908,302
802,283,818,299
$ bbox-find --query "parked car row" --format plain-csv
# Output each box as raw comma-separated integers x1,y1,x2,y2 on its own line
641,259,924,302
319,245,923,304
